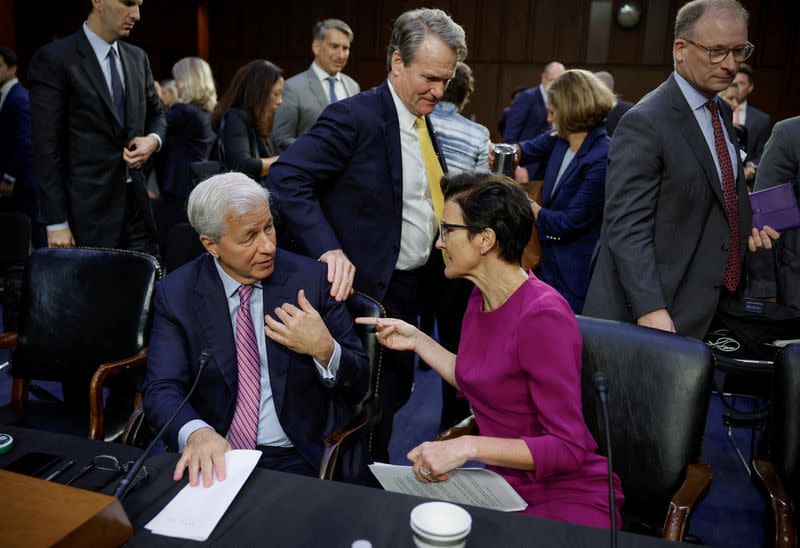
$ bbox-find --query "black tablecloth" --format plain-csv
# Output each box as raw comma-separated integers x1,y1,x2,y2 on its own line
1,427,685,547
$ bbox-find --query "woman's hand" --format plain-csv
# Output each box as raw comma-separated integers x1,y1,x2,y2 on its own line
407,437,476,483
354,317,420,352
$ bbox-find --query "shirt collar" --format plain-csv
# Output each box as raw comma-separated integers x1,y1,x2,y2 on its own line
674,71,715,112
387,78,419,130
0,78,18,99
539,83,548,107
311,61,339,82
83,21,120,65
739,100,748,112
213,258,262,299
434,101,458,115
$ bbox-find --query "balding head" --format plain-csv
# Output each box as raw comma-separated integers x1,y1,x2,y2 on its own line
593,71,615,91
541,62,565,88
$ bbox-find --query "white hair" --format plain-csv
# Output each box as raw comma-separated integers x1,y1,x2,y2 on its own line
187,172,270,242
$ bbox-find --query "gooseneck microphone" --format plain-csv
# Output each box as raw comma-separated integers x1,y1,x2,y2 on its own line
114,349,211,500
593,371,616,548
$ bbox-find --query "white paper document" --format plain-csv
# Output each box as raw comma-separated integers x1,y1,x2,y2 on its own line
369,463,527,512
145,449,261,541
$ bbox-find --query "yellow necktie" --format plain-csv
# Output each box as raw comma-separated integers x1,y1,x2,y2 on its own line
416,117,445,222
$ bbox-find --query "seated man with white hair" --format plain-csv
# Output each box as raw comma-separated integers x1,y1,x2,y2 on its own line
143,172,369,486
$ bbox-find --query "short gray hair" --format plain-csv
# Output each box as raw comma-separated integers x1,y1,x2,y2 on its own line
313,18,353,42
674,0,749,40
187,172,270,242
385,8,467,72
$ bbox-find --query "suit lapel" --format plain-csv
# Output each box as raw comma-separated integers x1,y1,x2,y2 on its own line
379,82,404,216
306,68,328,110
260,266,293,416
548,126,608,204
543,140,570,205
75,31,120,130
666,76,725,205
193,255,238,395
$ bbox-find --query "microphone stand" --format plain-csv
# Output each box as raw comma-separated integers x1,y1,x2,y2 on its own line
593,371,616,548
114,350,211,500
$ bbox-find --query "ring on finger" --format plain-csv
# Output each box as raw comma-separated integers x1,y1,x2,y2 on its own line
419,467,431,477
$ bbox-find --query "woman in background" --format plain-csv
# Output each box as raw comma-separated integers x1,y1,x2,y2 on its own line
211,60,283,183
503,69,614,314
358,172,623,528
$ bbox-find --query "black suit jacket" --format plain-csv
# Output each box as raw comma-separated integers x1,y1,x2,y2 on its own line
584,74,752,340
743,104,770,163
605,100,633,137
219,107,277,183
142,251,369,468
28,29,166,246
155,102,215,200
0,81,39,220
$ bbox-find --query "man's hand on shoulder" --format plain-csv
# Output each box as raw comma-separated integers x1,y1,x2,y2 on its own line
318,249,355,302
265,289,335,366
174,427,230,487
637,308,676,333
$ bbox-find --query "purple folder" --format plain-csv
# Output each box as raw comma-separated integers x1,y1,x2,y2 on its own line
749,182,800,232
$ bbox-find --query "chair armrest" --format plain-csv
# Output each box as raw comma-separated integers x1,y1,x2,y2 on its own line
436,415,478,442
318,403,378,480
753,458,796,548
0,331,18,349
88,348,148,440
662,461,712,541
120,400,147,448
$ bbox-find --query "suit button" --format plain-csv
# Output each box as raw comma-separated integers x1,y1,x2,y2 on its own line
721,244,729,252
392,245,399,253
378,281,386,289
344,380,351,387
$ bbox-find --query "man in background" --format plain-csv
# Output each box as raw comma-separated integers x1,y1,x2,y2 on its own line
594,70,633,138
272,19,360,152
734,63,770,182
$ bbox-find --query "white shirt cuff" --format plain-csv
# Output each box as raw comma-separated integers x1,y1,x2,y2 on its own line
313,340,341,386
47,222,70,232
178,419,213,451
148,133,163,151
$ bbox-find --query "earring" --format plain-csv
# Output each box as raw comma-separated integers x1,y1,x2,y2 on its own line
480,249,486,256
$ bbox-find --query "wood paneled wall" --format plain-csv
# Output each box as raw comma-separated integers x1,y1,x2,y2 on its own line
5,0,799,139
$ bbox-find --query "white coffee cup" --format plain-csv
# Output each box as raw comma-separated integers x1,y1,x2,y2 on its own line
410,502,472,548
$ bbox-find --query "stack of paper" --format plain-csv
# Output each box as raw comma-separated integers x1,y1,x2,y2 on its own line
145,450,261,541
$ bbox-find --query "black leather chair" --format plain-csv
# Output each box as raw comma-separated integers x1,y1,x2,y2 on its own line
0,212,32,332
319,291,384,480
0,248,161,440
753,343,800,548
439,316,714,541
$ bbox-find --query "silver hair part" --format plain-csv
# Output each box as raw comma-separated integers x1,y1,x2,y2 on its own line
674,0,749,40
385,8,467,72
313,18,353,41
187,172,270,242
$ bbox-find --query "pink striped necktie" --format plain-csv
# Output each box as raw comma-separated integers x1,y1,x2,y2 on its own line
227,284,261,449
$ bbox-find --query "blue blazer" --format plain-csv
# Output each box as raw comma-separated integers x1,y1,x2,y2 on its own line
267,80,447,302
503,85,550,178
142,250,369,468
0,82,39,219
519,124,609,311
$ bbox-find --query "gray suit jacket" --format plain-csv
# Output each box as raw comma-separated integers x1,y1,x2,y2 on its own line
753,116,800,308
272,64,359,152
583,74,752,340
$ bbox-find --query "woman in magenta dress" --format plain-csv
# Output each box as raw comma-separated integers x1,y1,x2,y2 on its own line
357,172,623,529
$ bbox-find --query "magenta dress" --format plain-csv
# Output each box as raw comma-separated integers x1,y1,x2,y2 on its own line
455,272,624,528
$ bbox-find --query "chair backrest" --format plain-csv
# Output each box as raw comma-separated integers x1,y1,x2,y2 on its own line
0,212,31,270
11,248,161,382
345,292,384,416
164,222,206,273
772,343,800,499
578,316,714,526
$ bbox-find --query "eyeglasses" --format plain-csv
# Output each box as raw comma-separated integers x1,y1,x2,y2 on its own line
439,220,469,243
682,38,755,64
64,454,148,490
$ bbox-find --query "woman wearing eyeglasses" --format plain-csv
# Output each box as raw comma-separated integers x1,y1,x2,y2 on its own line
357,172,623,528
501,69,615,314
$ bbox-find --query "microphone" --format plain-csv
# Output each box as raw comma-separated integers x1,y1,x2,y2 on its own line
593,371,616,548
114,349,211,499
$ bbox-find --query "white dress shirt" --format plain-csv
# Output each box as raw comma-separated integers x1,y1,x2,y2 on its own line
311,61,347,103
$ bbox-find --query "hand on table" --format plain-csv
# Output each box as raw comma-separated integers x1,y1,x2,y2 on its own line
174,427,230,487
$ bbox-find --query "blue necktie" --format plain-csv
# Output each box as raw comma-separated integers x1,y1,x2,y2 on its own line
327,77,337,104
108,48,126,127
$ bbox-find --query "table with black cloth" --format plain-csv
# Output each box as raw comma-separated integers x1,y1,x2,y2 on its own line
0,427,686,547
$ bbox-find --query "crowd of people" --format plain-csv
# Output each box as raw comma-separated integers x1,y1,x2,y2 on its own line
1,0,798,532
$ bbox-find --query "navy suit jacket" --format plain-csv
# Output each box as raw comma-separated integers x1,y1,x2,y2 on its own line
744,104,770,163
142,250,369,468
0,81,39,219
503,85,550,178
520,124,608,311
155,102,215,200
267,80,447,302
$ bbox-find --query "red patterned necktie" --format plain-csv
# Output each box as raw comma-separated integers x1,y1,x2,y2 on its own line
706,100,741,292
227,285,261,449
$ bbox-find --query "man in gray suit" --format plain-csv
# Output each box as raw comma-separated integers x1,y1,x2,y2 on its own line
272,19,360,152
753,116,800,308
584,0,777,340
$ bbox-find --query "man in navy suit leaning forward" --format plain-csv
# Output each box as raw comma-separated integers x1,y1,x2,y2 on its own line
142,172,369,486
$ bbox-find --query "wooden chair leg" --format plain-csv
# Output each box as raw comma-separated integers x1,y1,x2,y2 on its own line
11,378,29,410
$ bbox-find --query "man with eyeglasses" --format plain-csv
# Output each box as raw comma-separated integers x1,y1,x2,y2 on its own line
584,0,778,341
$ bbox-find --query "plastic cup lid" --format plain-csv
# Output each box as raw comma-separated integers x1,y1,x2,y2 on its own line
410,502,472,538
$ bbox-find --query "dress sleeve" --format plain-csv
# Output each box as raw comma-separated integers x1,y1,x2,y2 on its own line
518,304,592,480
